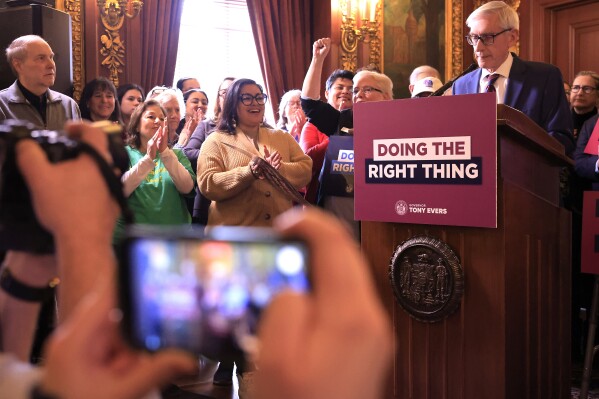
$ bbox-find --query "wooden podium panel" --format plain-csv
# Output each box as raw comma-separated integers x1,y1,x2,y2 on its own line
361,105,571,398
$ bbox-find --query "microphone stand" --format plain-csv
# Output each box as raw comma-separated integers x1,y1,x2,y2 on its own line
429,63,478,97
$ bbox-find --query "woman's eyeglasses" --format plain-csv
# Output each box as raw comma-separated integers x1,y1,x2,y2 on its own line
239,93,268,106
352,86,383,96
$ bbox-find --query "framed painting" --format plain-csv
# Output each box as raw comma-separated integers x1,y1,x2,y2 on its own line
382,0,463,99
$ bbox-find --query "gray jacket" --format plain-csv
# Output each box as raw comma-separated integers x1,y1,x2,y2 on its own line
0,81,80,130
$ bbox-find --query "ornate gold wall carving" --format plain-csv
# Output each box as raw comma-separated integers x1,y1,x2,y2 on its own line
59,0,84,100
448,0,464,79
97,0,143,87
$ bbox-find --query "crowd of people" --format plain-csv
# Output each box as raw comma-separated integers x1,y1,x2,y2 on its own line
0,0,598,397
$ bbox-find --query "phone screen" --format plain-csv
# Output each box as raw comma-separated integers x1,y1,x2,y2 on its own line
119,235,309,358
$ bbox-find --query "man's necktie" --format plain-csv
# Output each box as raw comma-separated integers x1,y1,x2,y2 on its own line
485,73,500,93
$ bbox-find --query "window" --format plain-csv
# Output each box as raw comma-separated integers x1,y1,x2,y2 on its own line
174,0,273,123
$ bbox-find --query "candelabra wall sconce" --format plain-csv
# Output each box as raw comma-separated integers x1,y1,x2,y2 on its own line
339,0,382,72
97,0,143,87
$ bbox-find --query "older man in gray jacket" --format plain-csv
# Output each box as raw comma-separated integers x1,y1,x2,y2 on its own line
0,35,79,128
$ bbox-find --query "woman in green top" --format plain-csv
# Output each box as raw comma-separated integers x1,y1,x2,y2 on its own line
119,99,196,232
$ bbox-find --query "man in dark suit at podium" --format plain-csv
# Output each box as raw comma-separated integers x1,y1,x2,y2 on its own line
452,1,574,155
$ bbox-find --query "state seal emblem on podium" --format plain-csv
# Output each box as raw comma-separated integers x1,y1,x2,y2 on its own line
389,235,464,322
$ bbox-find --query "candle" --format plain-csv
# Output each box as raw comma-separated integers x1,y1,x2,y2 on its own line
360,0,367,20
370,0,377,21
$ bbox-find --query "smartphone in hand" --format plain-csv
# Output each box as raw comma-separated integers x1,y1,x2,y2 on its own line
118,225,310,360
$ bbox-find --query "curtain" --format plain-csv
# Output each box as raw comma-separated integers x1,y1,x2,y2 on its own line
246,0,313,120
139,0,184,91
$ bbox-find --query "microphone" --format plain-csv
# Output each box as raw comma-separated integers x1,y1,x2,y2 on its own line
429,63,478,97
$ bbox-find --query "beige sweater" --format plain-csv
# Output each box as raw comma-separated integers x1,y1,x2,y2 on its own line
197,126,312,227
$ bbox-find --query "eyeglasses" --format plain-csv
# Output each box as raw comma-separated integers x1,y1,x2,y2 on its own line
239,93,268,106
465,28,511,46
352,86,383,96
571,85,598,94
218,89,228,98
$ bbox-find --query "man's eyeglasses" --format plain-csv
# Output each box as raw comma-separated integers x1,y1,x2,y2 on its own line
571,85,598,94
239,93,268,106
465,28,511,46
218,89,228,98
352,86,383,96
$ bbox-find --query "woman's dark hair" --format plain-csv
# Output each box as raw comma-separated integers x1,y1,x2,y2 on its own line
117,83,146,105
217,78,264,134
183,88,209,104
213,77,235,122
79,77,122,123
176,77,198,92
125,99,166,149
325,69,355,91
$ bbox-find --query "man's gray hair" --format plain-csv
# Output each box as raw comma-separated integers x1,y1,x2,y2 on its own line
5,35,47,75
466,1,519,31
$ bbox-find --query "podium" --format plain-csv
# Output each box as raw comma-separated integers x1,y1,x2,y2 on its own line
359,103,572,398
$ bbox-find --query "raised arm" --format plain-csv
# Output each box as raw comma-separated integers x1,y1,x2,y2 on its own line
301,38,331,100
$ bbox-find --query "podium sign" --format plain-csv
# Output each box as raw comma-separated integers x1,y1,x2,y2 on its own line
354,93,497,228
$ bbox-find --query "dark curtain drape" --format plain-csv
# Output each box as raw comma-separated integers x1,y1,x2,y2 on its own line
139,0,184,91
246,0,313,120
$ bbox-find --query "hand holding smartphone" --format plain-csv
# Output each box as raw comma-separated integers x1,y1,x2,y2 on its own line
118,226,310,360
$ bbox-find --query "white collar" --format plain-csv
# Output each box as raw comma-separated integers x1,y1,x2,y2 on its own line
481,53,513,79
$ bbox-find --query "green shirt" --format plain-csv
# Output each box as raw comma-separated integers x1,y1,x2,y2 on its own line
114,146,196,242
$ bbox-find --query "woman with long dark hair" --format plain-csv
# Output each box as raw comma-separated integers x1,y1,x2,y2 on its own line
197,79,311,394
197,78,311,227
117,83,145,128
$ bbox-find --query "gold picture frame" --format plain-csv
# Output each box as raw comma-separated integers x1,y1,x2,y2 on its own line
447,0,463,80
56,0,84,100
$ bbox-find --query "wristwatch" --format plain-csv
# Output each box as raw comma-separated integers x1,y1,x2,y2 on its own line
0,267,59,302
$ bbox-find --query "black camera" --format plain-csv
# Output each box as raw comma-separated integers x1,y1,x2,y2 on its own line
0,119,128,253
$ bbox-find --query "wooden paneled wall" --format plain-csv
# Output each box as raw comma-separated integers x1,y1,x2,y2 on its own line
61,1,596,98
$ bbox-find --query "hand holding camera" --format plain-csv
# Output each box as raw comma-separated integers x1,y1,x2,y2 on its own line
4,120,127,317
16,122,121,244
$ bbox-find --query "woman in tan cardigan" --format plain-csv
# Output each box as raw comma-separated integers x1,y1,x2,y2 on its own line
197,78,312,227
